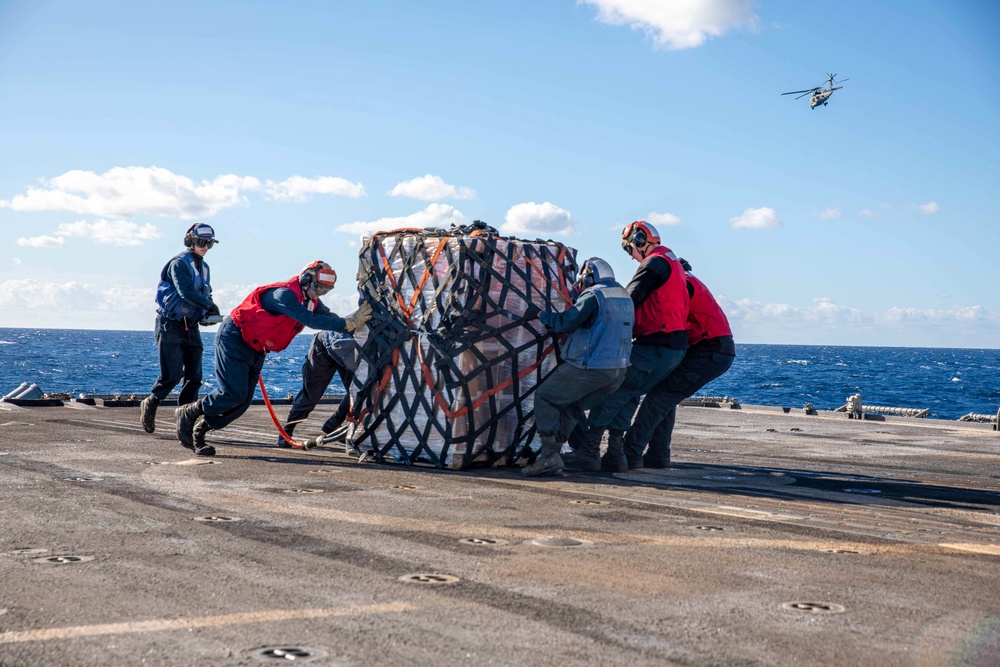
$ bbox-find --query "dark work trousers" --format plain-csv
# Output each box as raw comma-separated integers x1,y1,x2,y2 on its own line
200,318,266,431
285,334,354,434
586,344,687,433
150,313,204,405
623,345,735,463
533,365,627,442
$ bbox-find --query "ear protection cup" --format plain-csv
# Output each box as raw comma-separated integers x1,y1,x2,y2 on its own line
621,221,660,258
184,223,217,248
299,261,337,296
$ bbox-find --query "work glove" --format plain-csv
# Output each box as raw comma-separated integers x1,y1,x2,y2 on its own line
200,303,223,326
523,303,541,321
343,301,373,333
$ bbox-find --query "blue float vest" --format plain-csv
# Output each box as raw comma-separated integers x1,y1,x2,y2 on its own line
155,251,211,321
561,282,633,370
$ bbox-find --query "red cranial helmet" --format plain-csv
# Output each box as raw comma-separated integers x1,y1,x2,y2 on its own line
299,260,337,297
621,220,660,260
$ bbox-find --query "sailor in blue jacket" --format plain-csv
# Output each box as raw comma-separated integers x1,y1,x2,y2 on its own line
522,257,634,477
140,223,221,433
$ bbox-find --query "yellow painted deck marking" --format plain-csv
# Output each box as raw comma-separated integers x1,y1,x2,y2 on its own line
0,602,413,644
938,543,1000,556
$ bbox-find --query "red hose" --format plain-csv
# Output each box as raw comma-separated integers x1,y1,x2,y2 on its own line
257,375,305,449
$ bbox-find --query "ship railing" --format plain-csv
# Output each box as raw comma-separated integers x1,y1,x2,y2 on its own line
680,395,741,408
958,409,1000,432
835,403,929,417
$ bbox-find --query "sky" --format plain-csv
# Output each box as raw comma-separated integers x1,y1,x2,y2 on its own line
1,0,998,347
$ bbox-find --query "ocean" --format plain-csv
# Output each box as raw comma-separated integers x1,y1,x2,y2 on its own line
1,327,998,420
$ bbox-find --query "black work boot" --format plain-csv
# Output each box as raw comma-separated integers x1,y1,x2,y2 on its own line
191,416,216,457
175,400,203,451
276,423,296,448
642,439,670,468
600,430,628,473
523,435,564,477
623,432,645,470
140,395,159,434
561,427,602,472
642,452,670,469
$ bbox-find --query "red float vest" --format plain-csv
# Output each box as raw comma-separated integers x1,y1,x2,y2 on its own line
686,274,732,345
632,245,689,338
230,277,316,353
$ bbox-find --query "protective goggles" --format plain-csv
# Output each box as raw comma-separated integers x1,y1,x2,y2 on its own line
312,270,337,295
193,237,217,248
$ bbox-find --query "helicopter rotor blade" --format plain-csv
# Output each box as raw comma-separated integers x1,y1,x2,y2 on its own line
795,91,814,100
782,87,819,96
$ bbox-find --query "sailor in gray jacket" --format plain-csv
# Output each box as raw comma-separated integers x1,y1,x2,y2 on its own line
523,257,634,477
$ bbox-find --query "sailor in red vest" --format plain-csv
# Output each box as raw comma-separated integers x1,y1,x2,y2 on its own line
622,258,736,468
566,221,690,472
175,261,372,456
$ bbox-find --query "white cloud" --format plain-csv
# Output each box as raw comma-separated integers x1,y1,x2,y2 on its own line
859,209,878,218
16,235,65,248
335,203,466,235
580,0,759,50
647,211,682,227
918,201,939,214
730,207,781,230
722,296,865,325
814,208,841,220
266,176,365,202
388,174,475,201
717,295,1000,347
12,258,21,265
500,202,573,237
0,166,261,219
0,279,148,312
0,279,365,330
54,219,163,246
881,305,988,324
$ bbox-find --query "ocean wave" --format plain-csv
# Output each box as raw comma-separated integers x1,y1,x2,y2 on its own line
785,360,810,365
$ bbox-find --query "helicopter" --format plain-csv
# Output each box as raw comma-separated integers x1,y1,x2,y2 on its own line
782,73,848,109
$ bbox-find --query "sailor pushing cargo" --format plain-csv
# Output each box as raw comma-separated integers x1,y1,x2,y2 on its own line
621,257,736,469
521,257,633,477
566,221,691,472
276,329,359,450
175,261,372,456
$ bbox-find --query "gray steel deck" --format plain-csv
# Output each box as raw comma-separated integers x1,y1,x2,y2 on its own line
1,402,998,666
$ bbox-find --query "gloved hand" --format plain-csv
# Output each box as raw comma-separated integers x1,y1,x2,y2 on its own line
523,303,542,320
200,303,223,326
343,301,373,333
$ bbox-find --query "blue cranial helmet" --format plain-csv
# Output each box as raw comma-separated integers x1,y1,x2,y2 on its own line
185,223,218,248
577,257,615,290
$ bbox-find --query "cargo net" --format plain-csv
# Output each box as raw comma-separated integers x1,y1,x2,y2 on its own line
348,221,577,469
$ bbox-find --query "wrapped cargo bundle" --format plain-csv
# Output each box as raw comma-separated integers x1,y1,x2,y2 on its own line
349,221,577,468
